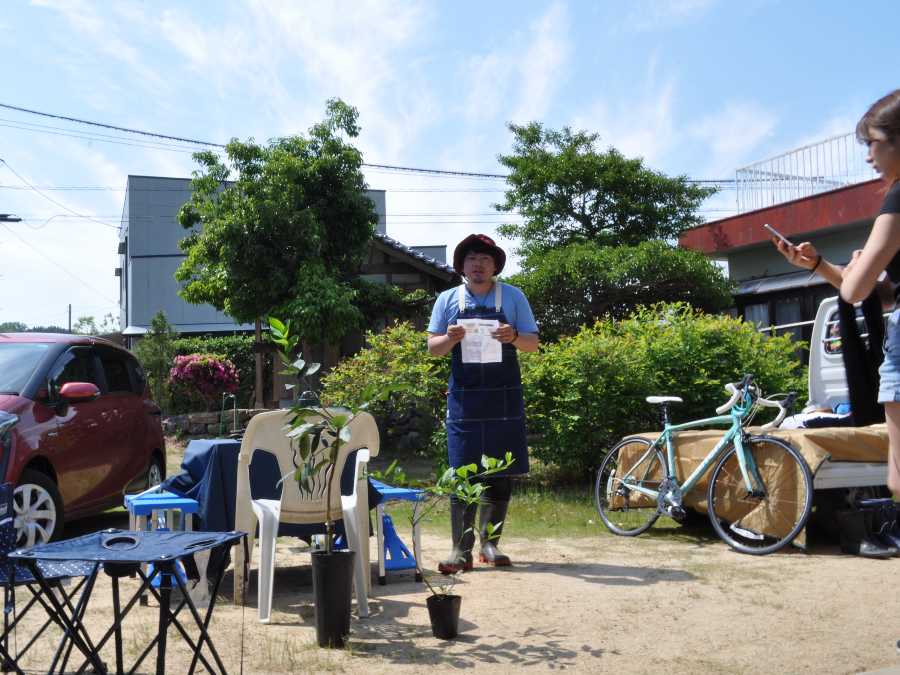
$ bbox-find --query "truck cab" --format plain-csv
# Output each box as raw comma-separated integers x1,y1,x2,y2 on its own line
807,296,850,413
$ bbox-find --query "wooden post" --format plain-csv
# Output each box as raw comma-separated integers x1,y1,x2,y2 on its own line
255,318,264,409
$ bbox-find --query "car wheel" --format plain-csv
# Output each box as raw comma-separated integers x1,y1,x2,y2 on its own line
147,454,165,488
14,469,63,547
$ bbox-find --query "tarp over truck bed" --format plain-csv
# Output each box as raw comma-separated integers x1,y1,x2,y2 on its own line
625,425,889,546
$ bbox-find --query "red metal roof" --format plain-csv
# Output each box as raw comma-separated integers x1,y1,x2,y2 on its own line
679,178,885,254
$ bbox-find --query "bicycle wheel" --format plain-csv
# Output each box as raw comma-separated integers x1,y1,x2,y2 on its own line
707,435,813,555
595,437,665,536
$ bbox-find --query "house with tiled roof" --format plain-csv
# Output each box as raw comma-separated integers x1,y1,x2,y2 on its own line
679,133,880,355
116,175,458,403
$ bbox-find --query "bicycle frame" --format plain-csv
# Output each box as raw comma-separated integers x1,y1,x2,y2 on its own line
619,402,763,503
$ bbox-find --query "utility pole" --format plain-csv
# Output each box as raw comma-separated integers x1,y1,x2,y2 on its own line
68,304,72,332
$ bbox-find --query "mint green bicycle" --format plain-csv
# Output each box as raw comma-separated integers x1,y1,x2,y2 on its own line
594,375,813,555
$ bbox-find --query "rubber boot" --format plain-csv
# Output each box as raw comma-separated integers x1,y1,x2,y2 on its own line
478,500,512,567
437,498,475,575
873,502,900,552
837,509,895,558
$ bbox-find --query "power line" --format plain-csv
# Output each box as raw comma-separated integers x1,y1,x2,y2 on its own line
0,159,119,230
0,101,509,179
0,183,513,193
0,101,736,184
0,120,201,154
0,224,117,303
0,102,220,148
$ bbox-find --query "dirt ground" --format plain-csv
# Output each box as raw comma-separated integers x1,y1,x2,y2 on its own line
6,522,900,675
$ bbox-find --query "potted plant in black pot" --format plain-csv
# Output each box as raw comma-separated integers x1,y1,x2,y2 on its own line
409,453,514,640
269,317,391,648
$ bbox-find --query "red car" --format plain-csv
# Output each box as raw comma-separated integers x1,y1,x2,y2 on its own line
0,333,165,546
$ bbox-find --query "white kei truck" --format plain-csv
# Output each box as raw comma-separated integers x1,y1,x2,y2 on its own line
802,296,889,492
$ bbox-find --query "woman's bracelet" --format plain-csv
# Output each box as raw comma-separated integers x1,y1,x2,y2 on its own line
811,254,823,272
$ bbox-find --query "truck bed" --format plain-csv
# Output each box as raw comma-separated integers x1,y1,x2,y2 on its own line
638,423,888,491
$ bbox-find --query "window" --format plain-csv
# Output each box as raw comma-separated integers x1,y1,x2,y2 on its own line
98,349,133,393
823,310,842,355
130,360,147,394
822,308,871,355
774,296,803,343
50,348,99,395
0,343,49,395
743,303,770,329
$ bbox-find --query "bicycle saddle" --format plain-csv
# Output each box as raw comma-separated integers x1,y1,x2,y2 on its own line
645,396,683,404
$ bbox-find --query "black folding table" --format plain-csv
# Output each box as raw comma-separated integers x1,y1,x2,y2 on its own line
8,528,245,675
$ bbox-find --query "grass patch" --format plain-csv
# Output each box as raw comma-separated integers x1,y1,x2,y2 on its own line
376,486,705,542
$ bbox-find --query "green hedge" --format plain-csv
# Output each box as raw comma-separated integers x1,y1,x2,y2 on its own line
520,303,807,476
321,322,449,458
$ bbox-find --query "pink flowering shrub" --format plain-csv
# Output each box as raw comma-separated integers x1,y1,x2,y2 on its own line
168,353,239,411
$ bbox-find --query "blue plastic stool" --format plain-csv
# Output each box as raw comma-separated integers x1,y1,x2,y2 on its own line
370,479,426,585
124,489,202,600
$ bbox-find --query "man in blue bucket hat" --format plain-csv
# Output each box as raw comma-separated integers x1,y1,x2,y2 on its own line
427,234,539,572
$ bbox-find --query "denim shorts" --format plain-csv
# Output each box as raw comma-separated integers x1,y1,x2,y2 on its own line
878,309,900,403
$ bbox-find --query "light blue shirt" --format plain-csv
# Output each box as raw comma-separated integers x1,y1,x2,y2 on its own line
427,283,539,335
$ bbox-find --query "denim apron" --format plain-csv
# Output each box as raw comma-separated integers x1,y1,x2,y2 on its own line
446,283,529,475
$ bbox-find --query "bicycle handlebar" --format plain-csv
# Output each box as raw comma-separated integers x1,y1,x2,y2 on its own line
758,391,797,430
715,374,754,415
715,376,796,428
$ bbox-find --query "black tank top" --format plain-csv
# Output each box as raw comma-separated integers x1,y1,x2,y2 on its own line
878,182,900,300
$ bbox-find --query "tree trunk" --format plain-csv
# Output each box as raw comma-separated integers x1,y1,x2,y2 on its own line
255,318,265,409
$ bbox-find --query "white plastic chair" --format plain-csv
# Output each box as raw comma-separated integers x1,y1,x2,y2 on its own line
232,409,379,623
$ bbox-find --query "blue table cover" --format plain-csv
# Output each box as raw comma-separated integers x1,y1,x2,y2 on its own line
11,529,243,564
161,438,382,539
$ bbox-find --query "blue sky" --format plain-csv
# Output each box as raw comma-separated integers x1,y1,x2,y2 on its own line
1,0,898,328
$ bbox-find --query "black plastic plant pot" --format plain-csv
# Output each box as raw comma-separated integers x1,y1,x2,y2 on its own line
426,593,462,640
311,549,356,648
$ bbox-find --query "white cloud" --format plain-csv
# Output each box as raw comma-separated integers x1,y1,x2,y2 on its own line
461,2,570,126
573,56,678,167
622,0,718,32
689,100,778,176
463,54,514,124
510,2,570,123
32,0,169,96
152,2,438,163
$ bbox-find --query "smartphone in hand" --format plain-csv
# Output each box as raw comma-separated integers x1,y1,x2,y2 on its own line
763,223,793,246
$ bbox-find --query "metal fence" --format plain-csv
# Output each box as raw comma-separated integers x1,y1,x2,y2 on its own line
735,132,877,213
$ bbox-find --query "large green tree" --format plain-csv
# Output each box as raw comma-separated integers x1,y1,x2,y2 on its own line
496,122,714,257
496,122,729,337
508,241,733,341
176,99,378,404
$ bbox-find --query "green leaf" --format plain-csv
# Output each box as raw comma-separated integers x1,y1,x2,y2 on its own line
293,358,306,372
297,434,311,460
290,407,320,419
286,422,315,439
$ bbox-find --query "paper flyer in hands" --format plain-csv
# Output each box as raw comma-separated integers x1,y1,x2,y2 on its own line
457,318,502,363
